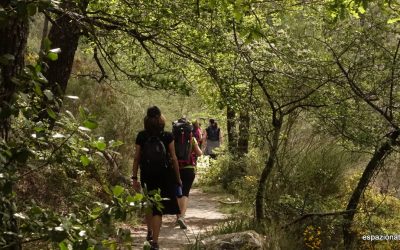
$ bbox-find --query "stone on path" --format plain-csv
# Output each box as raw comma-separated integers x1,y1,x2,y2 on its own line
201,230,267,250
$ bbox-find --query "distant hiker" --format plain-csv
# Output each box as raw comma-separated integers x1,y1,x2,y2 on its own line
172,118,202,229
192,119,203,149
131,106,182,250
203,119,222,158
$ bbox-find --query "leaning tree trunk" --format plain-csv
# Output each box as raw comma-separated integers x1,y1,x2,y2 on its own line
0,9,29,140
39,0,89,125
0,3,29,249
227,106,237,153
44,0,89,98
38,16,49,59
343,129,400,249
255,117,282,222
237,110,250,157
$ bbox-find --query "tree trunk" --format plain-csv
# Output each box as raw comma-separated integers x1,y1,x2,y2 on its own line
44,0,89,98
227,106,237,153
237,111,250,157
44,14,80,97
255,118,282,222
39,16,49,59
0,10,29,140
0,3,29,249
343,129,400,249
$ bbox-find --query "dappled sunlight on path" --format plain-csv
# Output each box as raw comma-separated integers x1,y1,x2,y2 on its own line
130,188,228,249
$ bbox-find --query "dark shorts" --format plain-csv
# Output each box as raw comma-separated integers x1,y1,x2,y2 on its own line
179,168,195,197
140,168,180,216
205,139,220,156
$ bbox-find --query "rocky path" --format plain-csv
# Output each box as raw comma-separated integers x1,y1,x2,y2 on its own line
130,188,228,249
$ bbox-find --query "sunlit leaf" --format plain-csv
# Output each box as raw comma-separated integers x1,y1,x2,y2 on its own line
387,17,400,24
127,193,143,203
109,140,124,148
78,230,87,237
49,48,61,53
65,110,75,120
79,106,88,119
35,64,42,72
34,82,43,96
52,133,65,138
44,90,54,101
47,52,58,61
93,141,106,151
80,147,89,152
13,213,27,220
95,151,104,157
80,155,91,166
42,37,52,51
46,108,57,119
78,126,91,132
59,242,68,250
112,185,124,197
83,120,98,129
65,95,79,100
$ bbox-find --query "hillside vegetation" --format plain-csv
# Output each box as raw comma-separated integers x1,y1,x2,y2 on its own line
2,1,400,249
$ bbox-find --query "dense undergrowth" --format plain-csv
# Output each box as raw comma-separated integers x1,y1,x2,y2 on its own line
198,135,400,249
3,3,400,249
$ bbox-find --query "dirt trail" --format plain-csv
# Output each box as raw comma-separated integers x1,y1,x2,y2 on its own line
130,188,229,249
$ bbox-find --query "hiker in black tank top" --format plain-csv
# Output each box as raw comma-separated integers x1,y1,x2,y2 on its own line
131,106,182,250
204,119,222,159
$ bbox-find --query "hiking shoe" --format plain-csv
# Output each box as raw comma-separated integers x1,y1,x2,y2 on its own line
177,217,187,229
146,230,153,241
150,242,159,250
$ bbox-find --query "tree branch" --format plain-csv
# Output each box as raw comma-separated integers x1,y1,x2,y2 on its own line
282,209,356,229
389,38,400,120
331,47,398,129
93,46,107,82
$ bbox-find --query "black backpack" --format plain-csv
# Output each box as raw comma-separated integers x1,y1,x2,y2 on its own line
206,126,220,141
141,134,168,171
172,119,193,166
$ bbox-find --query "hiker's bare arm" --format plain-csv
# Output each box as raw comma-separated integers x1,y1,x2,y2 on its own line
194,141,202,156
202,131,207,151
199,130,204,143
132,144,141,191
168,142,182,186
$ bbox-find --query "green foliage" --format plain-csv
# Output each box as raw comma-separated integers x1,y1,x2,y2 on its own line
199,148,264,196
212,219,258,236
1,99,154,249
348,179,400,249
0,26,162,248
204,130,362,248
262,137,356,249
5,0,400,249
326,0,400,23
0,0,53,25
64,69,214,177
207,132,400,249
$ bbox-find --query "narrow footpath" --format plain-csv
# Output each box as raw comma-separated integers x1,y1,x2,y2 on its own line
130,188,228,249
